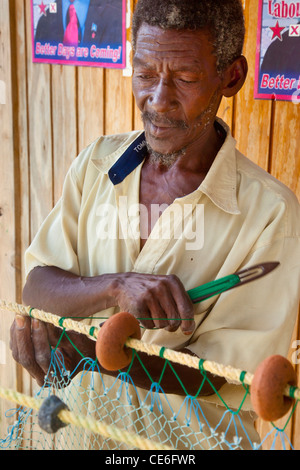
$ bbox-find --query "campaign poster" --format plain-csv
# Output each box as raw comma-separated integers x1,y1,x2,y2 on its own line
254,0,300,102
31,0,126,68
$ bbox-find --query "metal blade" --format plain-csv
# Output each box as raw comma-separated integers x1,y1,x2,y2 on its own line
233,262,280,287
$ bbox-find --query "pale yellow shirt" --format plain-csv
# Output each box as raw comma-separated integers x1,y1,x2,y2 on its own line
25,119,300,449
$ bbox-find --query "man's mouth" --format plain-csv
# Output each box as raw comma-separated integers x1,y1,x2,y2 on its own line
151,122,175,129
147,122,178,139
142,111,188,131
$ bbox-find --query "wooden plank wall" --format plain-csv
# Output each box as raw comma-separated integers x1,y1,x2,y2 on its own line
0,0,299,449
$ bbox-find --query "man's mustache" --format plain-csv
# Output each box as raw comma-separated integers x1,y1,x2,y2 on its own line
141,111,189,130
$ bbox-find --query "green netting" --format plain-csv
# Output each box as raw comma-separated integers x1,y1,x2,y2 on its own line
0,323,298,451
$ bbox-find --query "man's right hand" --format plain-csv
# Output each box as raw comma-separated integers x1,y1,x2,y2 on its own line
113,272,195,334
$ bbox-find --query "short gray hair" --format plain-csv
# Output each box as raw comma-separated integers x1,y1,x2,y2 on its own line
132,0,245,74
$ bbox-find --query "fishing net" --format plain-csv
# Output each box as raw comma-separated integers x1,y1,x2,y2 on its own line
0,301,298,451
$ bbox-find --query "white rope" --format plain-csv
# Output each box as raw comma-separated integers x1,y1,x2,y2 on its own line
1,299,299,400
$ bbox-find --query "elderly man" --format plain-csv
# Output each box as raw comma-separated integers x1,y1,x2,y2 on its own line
34,0,123,46
11,0,300,450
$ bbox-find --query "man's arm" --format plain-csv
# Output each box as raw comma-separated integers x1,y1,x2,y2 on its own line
15,265,226,395
22,265,195,333
22,266,120,319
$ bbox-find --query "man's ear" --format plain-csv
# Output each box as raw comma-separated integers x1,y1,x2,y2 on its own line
221,56,248,98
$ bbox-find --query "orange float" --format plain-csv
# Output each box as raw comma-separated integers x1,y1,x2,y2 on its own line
250,355,297,422
96,312,141,371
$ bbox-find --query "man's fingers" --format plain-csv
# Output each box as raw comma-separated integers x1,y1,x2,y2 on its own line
167,276,195,335
155,294,182,332
126,304,155,330
142,281,194,334
31,319,52,375
10,315,50,386
144,296,170,329
116,272,195,334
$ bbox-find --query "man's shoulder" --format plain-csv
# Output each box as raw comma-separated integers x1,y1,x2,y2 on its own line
236,150,300,220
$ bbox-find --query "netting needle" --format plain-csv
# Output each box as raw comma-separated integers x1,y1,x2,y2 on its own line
187,262,280,303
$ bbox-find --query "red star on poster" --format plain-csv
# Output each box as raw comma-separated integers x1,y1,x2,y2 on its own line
38,1,47,16
269,21,285,41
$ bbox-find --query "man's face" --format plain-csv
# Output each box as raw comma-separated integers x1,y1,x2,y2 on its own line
132,24,223,157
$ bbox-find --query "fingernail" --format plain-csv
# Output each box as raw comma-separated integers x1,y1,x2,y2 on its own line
183,321,195,335
15,315,25,330
32,319,40,330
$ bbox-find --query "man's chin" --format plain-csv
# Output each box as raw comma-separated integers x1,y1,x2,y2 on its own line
145,130,181,153
145,139,186,167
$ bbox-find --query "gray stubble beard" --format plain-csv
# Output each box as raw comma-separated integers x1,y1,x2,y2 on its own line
143,86,221,168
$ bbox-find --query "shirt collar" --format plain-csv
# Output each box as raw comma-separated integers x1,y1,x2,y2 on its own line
91,119,240,215
91,131,146,175
199,118,241,215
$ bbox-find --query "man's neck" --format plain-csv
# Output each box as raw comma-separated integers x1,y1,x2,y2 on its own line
145,120,225,175
138,121,226,249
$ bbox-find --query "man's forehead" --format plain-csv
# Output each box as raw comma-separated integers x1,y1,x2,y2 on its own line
134,24,214,55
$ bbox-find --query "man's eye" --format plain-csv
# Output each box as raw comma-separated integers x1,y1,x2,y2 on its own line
179,78,197,84
137,74,155,80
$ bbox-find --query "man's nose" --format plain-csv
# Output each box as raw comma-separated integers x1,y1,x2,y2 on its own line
148,78,178,113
